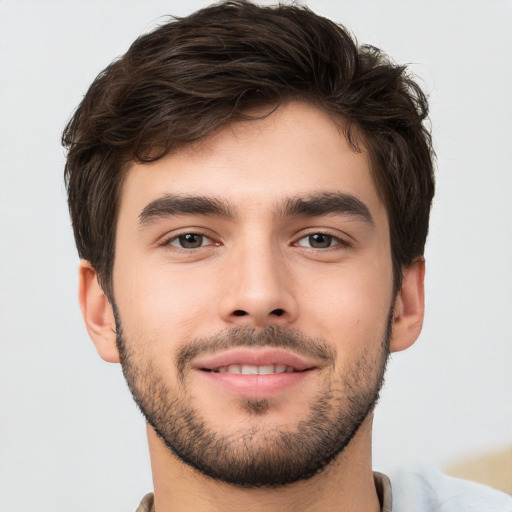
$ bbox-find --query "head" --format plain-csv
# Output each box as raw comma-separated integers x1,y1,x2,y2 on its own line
64,0,434,300
64,0,434,488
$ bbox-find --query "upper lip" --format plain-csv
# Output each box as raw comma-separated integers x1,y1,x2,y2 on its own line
192,348,318,372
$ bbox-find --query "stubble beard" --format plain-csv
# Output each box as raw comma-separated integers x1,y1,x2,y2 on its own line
114,312,391,488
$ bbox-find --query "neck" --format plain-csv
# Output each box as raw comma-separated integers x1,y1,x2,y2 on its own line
147,416,380,512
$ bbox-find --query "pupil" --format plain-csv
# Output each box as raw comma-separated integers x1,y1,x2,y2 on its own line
309,234,331,248
179,233,203,248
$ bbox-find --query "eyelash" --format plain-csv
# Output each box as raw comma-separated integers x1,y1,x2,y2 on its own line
161,231,217,251
161,230,351,252
294,231,352,251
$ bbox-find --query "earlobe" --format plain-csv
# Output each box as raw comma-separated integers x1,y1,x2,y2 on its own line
78,261,120,363
389,258,425,353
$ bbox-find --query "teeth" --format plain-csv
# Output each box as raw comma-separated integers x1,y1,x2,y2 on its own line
241,365,258,375
212,364,297,374
257,365,275,375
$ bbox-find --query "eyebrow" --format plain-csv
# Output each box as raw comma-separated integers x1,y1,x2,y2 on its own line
138,191,373,225
277,192,374,225
139,194,236,225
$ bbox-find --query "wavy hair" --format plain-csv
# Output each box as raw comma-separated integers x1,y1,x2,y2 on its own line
63,0,435,298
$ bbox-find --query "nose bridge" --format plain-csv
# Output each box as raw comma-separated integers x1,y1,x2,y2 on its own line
219,231,296,325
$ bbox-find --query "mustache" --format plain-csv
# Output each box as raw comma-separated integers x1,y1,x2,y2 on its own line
175,325,336,378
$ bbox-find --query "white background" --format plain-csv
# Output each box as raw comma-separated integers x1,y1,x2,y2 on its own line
0,1,511,511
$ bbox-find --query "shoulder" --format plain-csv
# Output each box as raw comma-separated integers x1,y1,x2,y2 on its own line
135,492,154,512
389,460,512,512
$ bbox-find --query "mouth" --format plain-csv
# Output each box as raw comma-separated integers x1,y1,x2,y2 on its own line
193,348,318,398
204,364,306,375
194,347,317,373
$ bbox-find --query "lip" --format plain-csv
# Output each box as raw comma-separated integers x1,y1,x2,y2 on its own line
192,348,319,398
192,348,317,372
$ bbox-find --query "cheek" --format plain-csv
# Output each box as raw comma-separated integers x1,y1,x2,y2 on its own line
297,260,393,353
113,261,221,345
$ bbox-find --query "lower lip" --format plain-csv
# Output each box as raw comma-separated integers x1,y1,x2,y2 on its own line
196,370,315,398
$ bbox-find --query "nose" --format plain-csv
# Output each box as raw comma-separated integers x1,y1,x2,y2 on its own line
218,239,298,327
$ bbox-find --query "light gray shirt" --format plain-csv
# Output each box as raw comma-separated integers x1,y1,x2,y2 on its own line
136,461,512,511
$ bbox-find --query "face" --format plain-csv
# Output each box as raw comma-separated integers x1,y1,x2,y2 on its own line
111,101,396,486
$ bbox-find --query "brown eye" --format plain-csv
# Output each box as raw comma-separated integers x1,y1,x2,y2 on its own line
296,232,345,249
170,233,209,249
308,233,332,248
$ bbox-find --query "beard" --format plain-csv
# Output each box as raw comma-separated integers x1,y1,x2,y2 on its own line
113,309,391,488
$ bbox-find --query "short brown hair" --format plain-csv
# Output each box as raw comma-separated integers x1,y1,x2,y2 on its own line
63,0,435,298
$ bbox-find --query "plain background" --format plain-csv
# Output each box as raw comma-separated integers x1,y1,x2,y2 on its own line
0,1,511,510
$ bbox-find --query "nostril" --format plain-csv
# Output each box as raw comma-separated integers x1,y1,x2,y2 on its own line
271,308,285,317
233,310,248,316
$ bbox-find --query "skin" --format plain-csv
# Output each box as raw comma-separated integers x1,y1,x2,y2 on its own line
79,101,425,512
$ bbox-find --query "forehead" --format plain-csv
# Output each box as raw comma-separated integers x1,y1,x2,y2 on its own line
118,101,386,225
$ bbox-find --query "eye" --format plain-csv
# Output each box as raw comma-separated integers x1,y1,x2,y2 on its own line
168,233,213,249
296,233,346,249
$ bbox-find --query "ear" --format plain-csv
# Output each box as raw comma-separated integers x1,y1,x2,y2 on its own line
78,260,120,363
389,258,425,353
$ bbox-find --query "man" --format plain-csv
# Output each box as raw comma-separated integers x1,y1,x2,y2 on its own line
62,1,512,511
